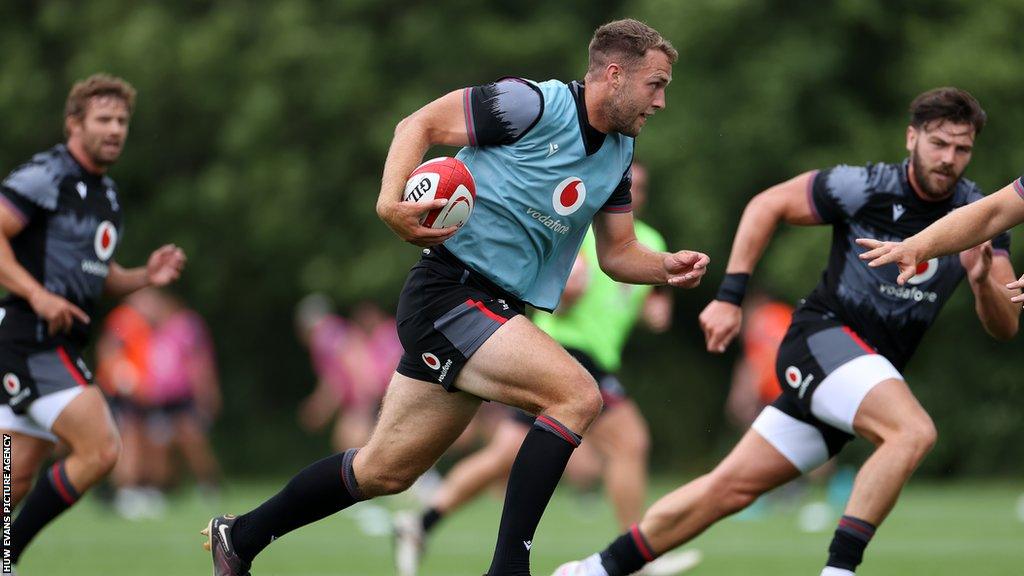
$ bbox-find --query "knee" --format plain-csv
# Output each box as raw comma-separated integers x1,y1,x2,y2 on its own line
575,385,604,426
563,369,604,425
894,417,938,462
82,433,122,477
537,378,603,432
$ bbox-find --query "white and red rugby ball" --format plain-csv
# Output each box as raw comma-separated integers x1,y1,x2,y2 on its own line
403,157,476,229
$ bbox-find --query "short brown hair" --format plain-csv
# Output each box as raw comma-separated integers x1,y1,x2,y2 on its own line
588,19,678,74
65,74,136,120
909,87,986,135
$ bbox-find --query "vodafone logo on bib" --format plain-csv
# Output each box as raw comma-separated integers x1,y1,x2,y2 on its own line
906,258,939,285
94,221,117,261
552,177,586,216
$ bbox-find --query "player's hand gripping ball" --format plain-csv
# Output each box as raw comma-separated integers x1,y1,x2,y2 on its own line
403,157,476,229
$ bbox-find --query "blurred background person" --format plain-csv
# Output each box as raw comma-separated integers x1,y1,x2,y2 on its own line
98,288,222,519
294,294,390,451
141,288,222,499
96,293,159,519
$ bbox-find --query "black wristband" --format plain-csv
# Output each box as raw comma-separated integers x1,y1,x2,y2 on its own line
715,273,750,306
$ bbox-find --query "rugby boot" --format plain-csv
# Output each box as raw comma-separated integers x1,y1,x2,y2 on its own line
202,514,252,576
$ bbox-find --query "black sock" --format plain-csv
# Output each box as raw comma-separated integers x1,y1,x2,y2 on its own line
422,507,444,534
11,460,81,564
826,515,876,571
486,415,581,576
598,524,657,576
231,449,364,563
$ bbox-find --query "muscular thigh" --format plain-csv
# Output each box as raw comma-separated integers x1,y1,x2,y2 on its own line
358,373,482,478
852,378,931,445
455,315,594,414
50,387,120,452
8,431,54,481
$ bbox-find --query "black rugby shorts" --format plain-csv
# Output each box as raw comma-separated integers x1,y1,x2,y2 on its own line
395,246,524,391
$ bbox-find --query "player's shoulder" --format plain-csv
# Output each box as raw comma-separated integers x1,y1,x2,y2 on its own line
2,144,76,210
482,76,544,103
820,161,901,196
950,176,984,206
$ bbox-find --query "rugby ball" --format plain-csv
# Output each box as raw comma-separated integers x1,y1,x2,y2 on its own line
403,157,476,229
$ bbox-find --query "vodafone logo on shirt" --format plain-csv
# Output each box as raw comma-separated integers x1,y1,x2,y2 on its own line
906,258,939,285
552,177,586,216
94,221,117,261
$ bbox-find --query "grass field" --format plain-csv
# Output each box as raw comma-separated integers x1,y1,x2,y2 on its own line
17,478,1024,575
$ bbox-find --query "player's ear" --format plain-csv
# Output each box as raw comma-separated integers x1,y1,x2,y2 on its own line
905,125,917,153
65,114,81,138
607,63,623,88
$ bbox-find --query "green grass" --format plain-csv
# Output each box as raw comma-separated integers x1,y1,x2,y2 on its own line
18,479,1024,575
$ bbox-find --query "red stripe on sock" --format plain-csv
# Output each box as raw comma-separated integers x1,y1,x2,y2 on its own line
466,299,507,325
57,347,88,387
630,524,656,562
50,463,76,505
839,518,874,538
535,415,579,447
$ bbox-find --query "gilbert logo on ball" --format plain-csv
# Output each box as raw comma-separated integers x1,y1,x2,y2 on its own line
551,177,586,216
403,157,476,229
94,221,118,261
907,258,939,285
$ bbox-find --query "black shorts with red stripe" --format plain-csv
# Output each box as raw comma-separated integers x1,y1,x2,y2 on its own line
396,245,524,391
771,309,881,456
0,340,92,414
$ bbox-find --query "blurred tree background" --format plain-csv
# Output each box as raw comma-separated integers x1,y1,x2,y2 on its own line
0,0,1021,476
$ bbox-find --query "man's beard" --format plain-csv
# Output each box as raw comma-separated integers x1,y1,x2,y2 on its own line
911,150,959,199
85,138,119,167
604,92,644,137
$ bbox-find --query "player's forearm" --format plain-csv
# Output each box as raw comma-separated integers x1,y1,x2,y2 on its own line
971,273,1020,340
724,193,784,274
377,116,434,217
104,263,149,299
599,239,668,285
912,186,1022,261
0,238,46,301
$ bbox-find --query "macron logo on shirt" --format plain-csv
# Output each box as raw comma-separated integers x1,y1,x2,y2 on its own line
892,203,906,221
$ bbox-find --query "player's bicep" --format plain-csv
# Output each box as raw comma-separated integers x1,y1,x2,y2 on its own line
766,171,822,226
807,165,876,224
402,90,472,148
0,198,27,239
